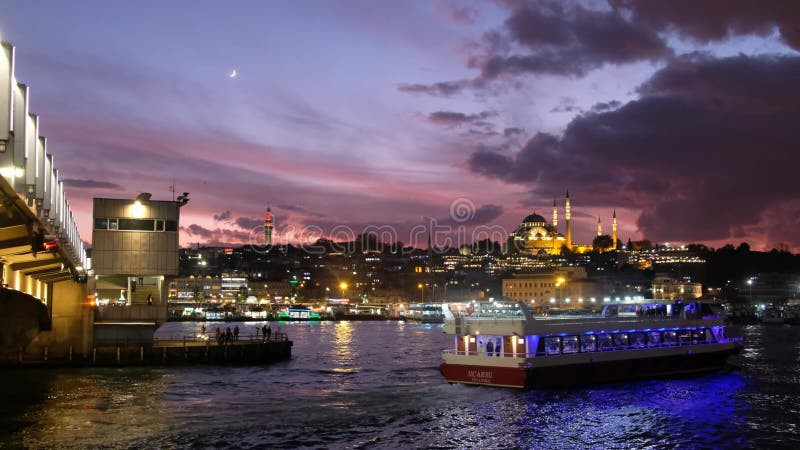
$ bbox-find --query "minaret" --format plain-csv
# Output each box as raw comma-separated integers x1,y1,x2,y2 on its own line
597,216,602,236
552,199,558,232
552,199,558,252
264,206,274,246
565,190,572,249
612,209,618,250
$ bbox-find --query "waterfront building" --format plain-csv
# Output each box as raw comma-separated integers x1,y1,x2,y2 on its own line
652,276,703,300
502,267,604,307
92,196,182,343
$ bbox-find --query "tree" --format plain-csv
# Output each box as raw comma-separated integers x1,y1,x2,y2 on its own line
593,235,614,251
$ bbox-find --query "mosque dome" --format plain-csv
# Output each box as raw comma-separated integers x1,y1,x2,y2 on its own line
522,213,548,225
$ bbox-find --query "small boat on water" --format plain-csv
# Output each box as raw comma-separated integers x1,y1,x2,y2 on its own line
784,304,800,325
760,305,784,324
440,300,742,389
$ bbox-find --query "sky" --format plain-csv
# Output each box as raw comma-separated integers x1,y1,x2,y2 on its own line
1,0,799,251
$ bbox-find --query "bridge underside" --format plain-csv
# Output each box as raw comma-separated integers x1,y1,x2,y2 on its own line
0,180,89,363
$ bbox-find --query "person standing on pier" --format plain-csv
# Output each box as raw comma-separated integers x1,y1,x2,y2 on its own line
233,325,239,341
225,327,232,344
266,325,272,341
262,324,268,341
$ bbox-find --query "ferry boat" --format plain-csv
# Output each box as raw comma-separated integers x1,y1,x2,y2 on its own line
403,304,445,323
440,301,742,389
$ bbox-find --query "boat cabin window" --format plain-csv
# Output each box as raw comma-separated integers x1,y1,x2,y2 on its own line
604,304,644,316
601,305,618,316
562,336,579,354
678,330,692,345
581,335,597,352
630,332,646,348
613,333,629,349
533,326,721,357
598,334,613,351
545,337,562,355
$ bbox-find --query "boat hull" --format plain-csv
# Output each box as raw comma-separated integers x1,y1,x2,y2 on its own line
439,362,528,388
527,345,739,388
441,345,741,389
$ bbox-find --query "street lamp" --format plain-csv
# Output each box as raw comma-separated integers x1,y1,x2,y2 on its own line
418,283,424,302
340,282,348,298
747,278,753,301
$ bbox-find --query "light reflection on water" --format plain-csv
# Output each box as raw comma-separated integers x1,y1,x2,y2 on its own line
0,322,798,448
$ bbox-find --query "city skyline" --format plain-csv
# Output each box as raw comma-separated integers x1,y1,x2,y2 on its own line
1,1,799,251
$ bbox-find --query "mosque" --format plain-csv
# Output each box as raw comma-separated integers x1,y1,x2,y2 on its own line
511,191,617,255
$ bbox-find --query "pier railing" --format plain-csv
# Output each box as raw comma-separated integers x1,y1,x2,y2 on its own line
154,332,289,347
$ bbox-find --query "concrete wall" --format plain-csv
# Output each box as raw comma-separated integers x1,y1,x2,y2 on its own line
25,279,91,360
95,304,168,326
92,198,179,276
94,324,157,346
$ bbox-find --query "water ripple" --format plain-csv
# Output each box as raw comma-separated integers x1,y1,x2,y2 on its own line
1,323,799,448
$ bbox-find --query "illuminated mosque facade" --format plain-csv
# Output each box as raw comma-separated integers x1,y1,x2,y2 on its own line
512,191,617,255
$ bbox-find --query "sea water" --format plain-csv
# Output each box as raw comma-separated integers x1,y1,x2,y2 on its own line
1,322,798,449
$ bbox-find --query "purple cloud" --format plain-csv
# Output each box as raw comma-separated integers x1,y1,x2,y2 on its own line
467,54,800,246
62,178,123,190
235,217,262,230
612,0,800,51
213,210,232,222
426,110,497,128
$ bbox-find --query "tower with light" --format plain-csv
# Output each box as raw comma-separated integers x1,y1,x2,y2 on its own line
264,207,273,246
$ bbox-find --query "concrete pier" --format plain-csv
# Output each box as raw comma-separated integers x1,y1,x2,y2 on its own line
4,333,292,368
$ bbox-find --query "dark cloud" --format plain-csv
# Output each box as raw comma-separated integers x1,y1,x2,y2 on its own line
439,204,505,227
235,217,262,230
474,2,672,79
465,128,500,137
503,127,525,137
182,224,252,246
468,204,505,226
550,97,583,114
426,110,497,128
62,178,123,190
638,53,800,114
467,54,800,245
276,204,327,218
213,210,232,222
590,100,622,112
396,80,472,97
402,0,798,97
612,0,800,51
277,204,306,212
183,224,213,238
